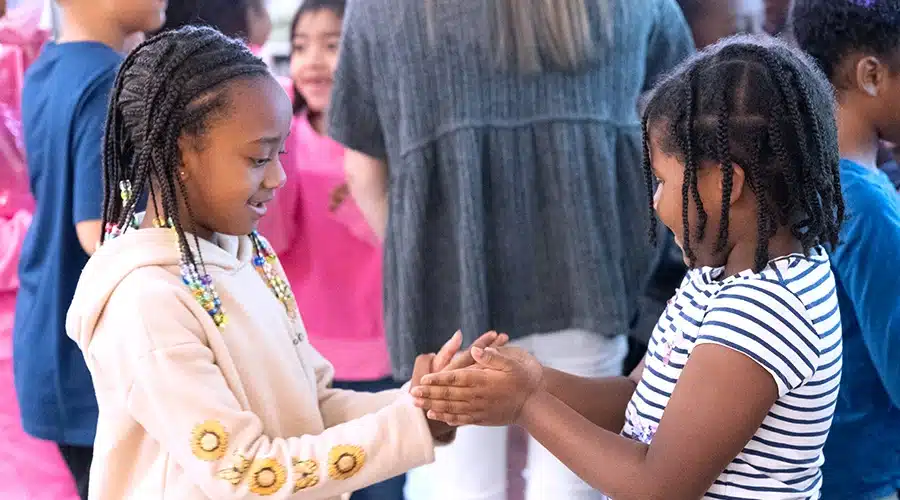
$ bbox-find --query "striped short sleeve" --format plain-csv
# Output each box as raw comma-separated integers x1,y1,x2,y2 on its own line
695,280,822,397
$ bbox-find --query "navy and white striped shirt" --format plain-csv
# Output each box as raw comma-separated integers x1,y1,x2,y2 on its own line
622,250,842,499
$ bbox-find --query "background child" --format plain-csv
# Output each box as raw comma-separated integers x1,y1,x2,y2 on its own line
791,1,900,498
65,26,504,499
13,1,165,498
675,0,764,49
258,3,405,497
0,3,78,498
414,35,845,500
157,0,271,51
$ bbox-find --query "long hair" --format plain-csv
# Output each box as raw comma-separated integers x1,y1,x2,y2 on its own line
426,0,609,73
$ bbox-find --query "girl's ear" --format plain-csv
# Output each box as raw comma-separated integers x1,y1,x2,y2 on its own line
177,134,200,181
727,163,745,205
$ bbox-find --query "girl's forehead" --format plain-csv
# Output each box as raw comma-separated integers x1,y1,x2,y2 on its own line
294,8,343,31
210,76,292,138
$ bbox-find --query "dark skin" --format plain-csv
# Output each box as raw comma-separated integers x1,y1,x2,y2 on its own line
413,131,805,499
833,51,900,169
141,75,292,241
138,74,510,440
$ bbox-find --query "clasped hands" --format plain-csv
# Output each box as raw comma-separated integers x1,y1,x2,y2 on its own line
410,332,545,437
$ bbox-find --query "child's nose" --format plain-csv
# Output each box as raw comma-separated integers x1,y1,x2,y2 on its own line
264,160,287,190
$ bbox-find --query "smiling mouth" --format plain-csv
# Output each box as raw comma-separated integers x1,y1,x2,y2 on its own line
302,78,332,87
247,200,269,218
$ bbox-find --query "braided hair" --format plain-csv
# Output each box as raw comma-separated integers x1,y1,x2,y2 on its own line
101,26,270,276
641,35,844,272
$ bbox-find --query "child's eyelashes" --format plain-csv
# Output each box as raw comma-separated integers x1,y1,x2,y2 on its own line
251,151,288,166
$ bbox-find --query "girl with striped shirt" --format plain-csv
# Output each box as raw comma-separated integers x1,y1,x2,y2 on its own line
412,35,845,500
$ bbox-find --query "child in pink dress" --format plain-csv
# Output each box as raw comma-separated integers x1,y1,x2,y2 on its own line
0,4,79,498
257,1,401,498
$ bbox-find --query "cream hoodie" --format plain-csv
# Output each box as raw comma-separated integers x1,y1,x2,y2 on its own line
66,229,435,500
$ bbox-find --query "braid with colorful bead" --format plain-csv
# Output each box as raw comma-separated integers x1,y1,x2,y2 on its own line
99,27,277,331
104,180,140,239
104,184,228,329
249,231,297,318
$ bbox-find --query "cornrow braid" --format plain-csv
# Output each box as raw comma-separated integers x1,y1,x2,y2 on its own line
101,26,271,323
640,34,843,272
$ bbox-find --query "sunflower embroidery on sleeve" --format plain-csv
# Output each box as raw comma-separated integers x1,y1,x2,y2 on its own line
248,458,287,495
190,420,229,461
328,445,366,480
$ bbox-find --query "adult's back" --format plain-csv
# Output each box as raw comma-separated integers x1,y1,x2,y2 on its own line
329,2,693,498
329,0,694,380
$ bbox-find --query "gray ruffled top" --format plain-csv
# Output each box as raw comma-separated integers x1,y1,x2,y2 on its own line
328,0,694,378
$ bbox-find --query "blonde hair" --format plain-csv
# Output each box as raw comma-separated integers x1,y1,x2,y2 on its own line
427,0,609,73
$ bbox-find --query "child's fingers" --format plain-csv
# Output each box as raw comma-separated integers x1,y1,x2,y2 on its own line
432,330,463,372
489,333,509,348
471,346,516,372
426,411,475,427
411,353,436,387
442,331,498,371
410,384,480,402
414,396,483,415
421,368,484,387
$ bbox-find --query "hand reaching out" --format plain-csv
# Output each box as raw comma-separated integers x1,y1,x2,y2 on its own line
410,330,509,440
431,330,510,373
411,346,544,427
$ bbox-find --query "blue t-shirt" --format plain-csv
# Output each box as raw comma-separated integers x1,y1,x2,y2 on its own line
13,42,121,446
822,159,900,499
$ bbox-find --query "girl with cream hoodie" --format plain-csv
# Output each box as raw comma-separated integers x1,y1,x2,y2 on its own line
65,26,501,500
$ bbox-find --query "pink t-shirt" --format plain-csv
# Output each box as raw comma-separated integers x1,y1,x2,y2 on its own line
258,112,391,381
0,5,80,499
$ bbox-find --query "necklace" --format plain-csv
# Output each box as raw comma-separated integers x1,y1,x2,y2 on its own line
249,231,297,318
105,182,297,329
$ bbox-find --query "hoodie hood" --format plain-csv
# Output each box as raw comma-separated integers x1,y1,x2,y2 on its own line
66,228,256,353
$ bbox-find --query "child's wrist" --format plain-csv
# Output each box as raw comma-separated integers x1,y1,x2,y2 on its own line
515,387,549,427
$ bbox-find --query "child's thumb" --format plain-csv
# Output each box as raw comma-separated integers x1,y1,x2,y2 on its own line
472,346,513,372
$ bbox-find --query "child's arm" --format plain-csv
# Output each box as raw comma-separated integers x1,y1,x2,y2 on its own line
512,344,778,500
539,360,644,432
415,356,641,433
417,281,820,500
95,282,436,499
830,178,900,405
72,72,115,255
316,331,506,428
327,1,389,241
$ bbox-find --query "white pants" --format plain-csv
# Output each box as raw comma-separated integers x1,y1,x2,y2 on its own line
404,330,628,500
